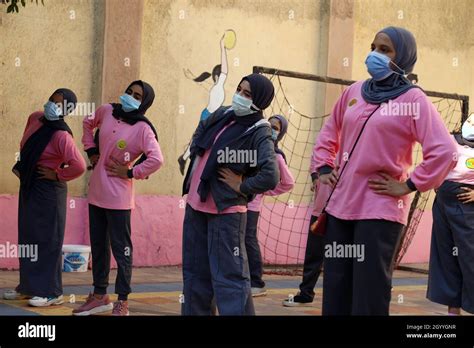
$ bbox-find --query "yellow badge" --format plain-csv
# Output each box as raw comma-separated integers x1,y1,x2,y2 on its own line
117,139,127,150
466,158,474,169
349,98,357,107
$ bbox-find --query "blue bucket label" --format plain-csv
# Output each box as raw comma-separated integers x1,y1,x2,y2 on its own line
63,252,87,272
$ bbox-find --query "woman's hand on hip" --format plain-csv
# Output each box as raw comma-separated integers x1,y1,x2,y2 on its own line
319,166,339,188
368,172,412,197
89,154,100,168
105,157,130,179
457,187,474,203
218,167,242,194
37,165,58,181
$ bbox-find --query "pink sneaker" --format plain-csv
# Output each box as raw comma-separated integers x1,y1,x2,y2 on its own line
72,293,113,316
112,300,129,316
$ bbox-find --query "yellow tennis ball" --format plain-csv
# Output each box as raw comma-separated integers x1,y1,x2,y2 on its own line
223,30,236,50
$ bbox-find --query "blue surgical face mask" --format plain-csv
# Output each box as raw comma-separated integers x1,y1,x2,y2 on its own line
365,51,405,81
271,129,279,141
120,93,141,112
232,93,259,117
43,101,62,121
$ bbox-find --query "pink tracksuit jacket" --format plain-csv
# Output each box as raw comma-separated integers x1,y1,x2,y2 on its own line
311,81,457,225
82,104,164,210
247,153,295,212
20,112,86,182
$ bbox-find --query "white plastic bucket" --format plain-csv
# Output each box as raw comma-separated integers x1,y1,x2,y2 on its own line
62,245,91,272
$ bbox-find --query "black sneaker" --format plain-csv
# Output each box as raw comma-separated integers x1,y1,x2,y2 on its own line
282,293,313,307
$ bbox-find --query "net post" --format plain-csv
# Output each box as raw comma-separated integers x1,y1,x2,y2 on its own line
462,98,470,122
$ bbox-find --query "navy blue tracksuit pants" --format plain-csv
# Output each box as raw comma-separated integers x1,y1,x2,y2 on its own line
322,213,403,316
298,215,325,299
427,180,474,314
245,210,265,288
182,204,254,315
17,177,67,298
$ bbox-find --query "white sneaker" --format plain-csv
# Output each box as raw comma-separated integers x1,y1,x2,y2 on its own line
3,289,31,300
251,287,267,297
28,295,64,307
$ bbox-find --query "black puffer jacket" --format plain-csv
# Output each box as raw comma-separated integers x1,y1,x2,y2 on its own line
182,106,280,212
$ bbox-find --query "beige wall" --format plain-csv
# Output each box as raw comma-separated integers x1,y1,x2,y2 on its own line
140,0,330,195
101,0,143,104
352,0,474,107
0,0,104,195
1,0,472,197
323,0,354,113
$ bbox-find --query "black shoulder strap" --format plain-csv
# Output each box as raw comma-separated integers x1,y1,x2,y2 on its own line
321,105,381,211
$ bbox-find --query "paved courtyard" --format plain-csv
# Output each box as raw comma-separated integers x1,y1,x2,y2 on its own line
0,265,469,316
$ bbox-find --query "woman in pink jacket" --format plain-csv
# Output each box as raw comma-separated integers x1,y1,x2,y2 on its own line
74,80,164,316
4,88,86,307
246,115,295,297
313,27,457,315
427,113,474,315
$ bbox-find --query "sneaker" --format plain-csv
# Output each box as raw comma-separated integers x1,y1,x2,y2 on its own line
3,289,31,300
72,293,113,316
251,287,267,297
28,295,64,307
282,293,313,307
112,300,129,316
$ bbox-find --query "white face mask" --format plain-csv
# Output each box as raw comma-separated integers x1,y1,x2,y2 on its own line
462,115,474,141
43,101,63,121
232,93,260,116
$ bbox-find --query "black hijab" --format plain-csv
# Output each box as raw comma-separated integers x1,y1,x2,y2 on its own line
93,80,159,168
15,88,77,194
242,73,275,111
195,73,275,202
269,114,288,163
111,80,156,125
194,73,275,152
454,133,474,148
